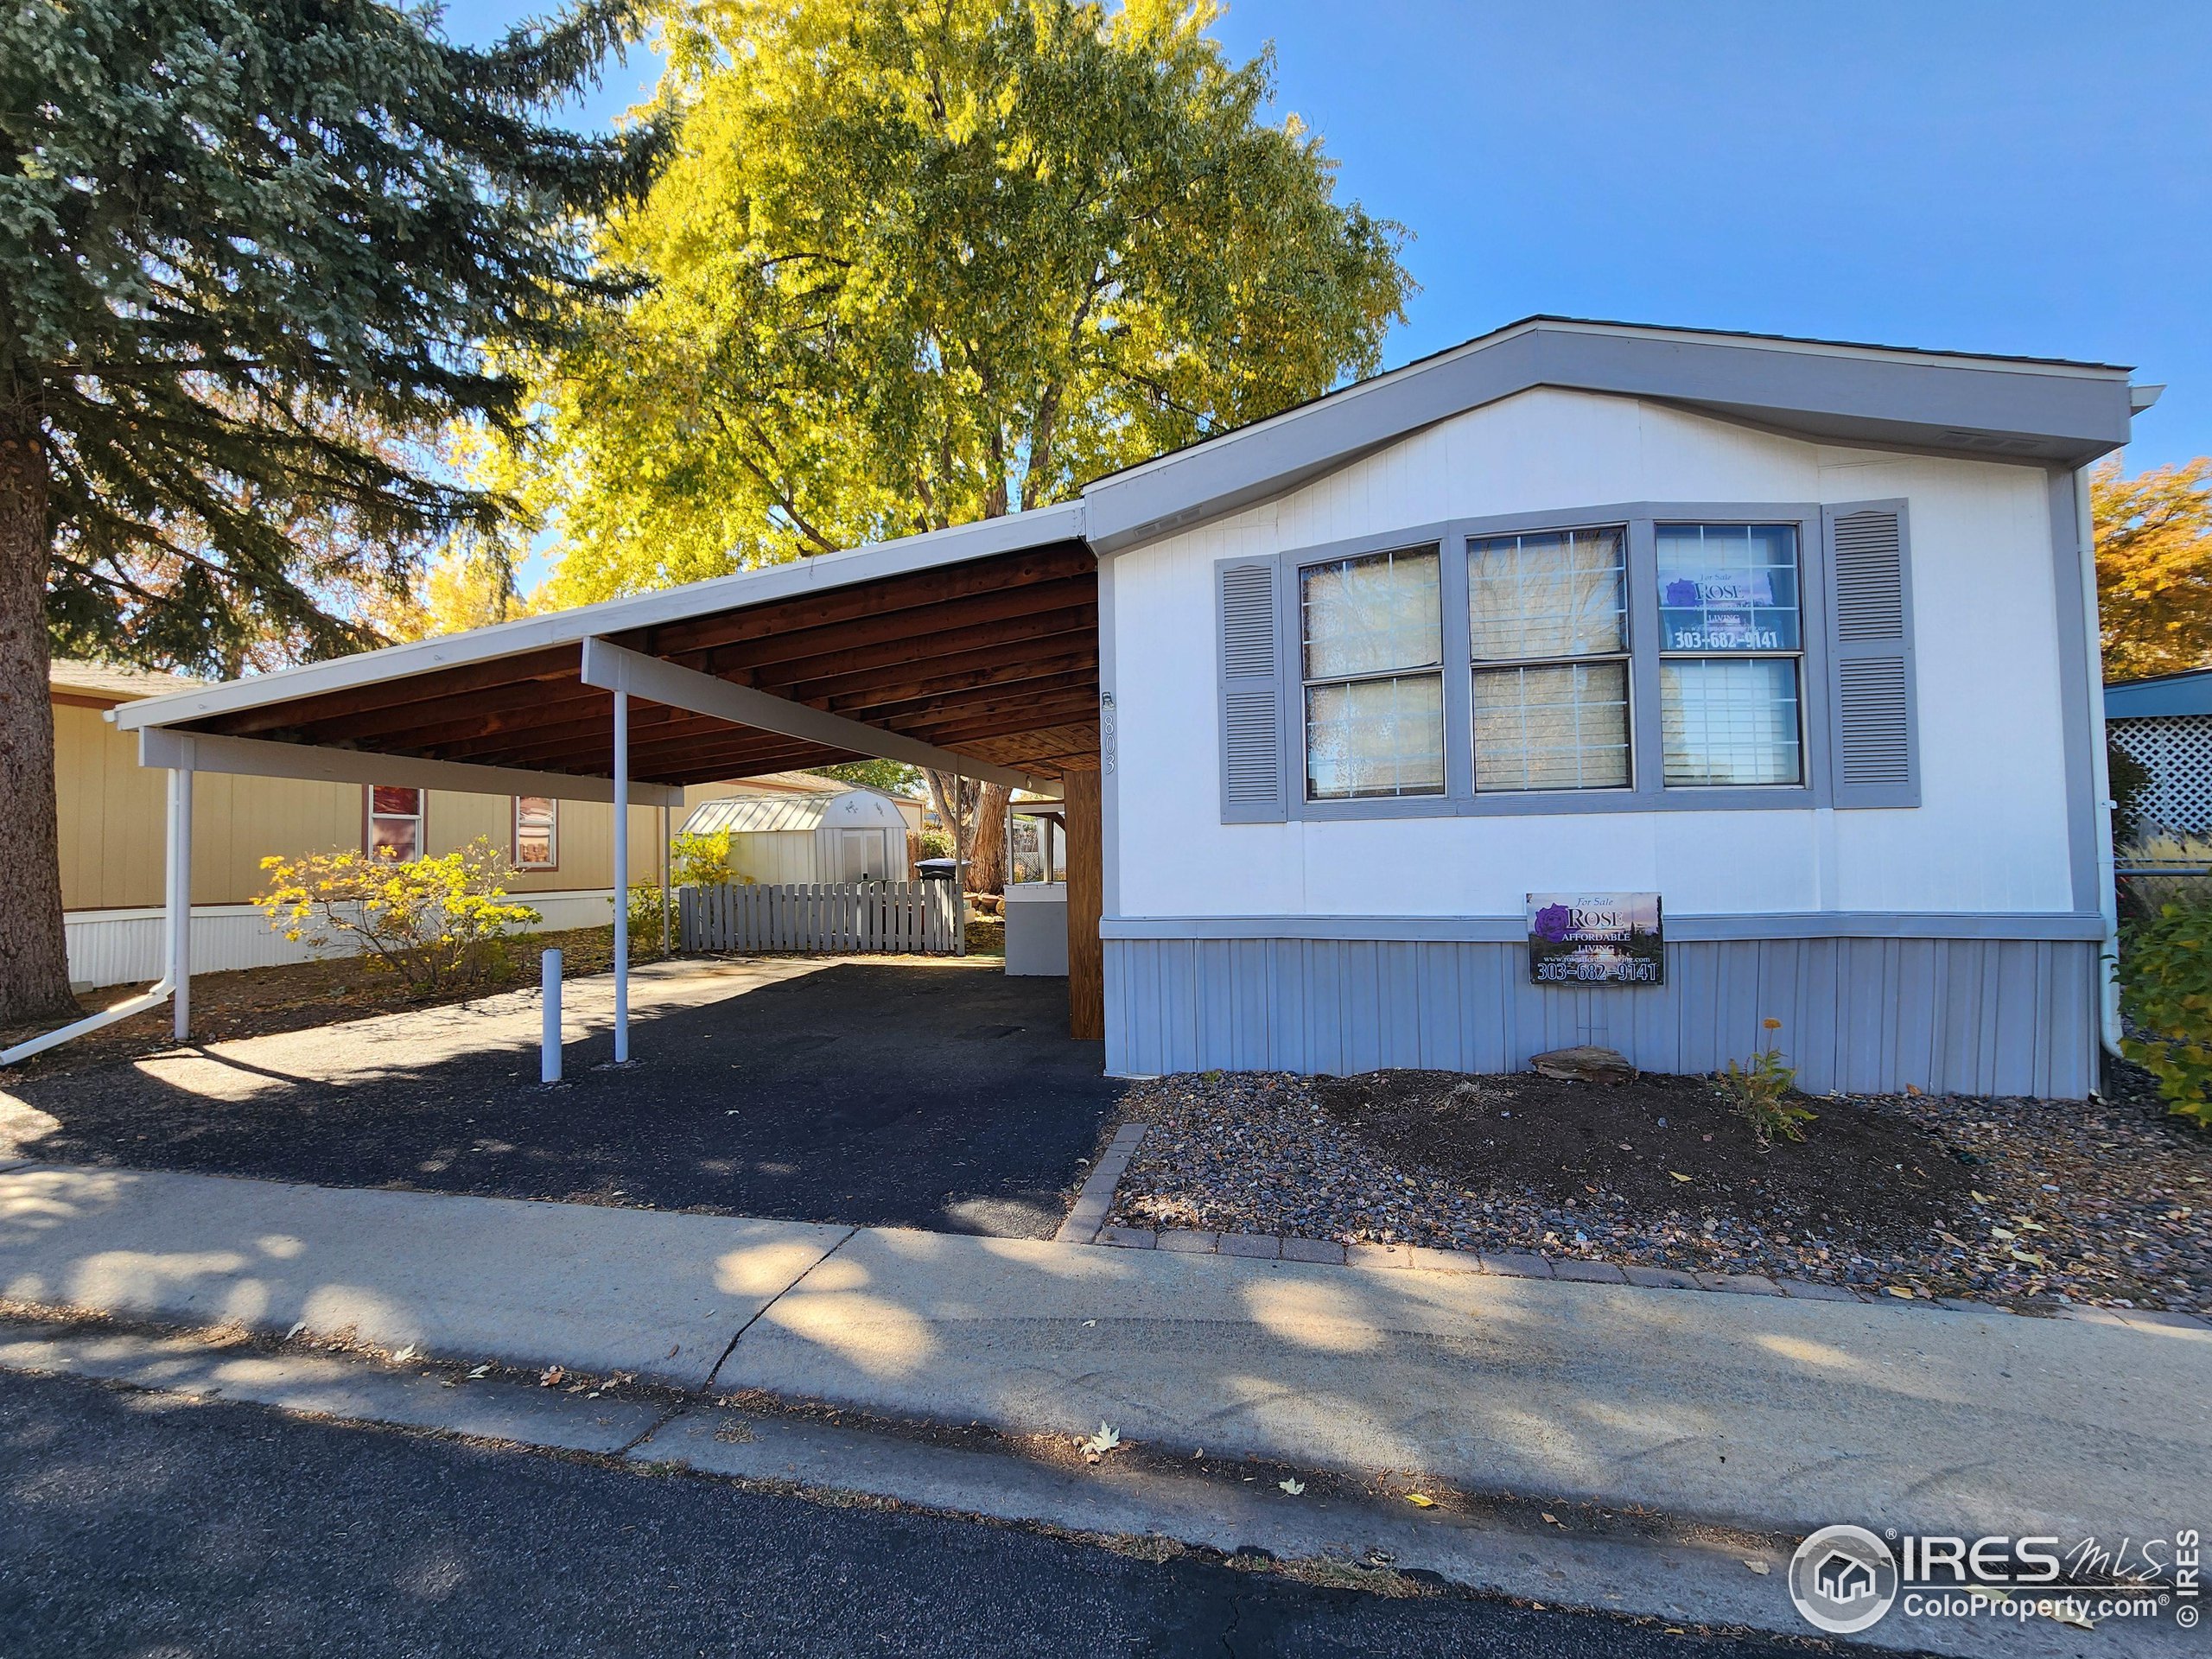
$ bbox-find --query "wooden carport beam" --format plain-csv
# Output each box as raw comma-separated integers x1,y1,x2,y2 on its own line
580,638,1049,793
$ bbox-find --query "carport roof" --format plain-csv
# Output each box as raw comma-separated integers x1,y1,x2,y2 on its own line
109,317,2151,804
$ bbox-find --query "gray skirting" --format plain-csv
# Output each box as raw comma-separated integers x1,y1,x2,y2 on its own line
1103,936,2101,1099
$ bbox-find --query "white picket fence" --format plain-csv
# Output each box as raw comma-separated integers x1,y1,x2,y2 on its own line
679,880,963,956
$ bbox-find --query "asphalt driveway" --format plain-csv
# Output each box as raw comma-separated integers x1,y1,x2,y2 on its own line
0,959,1120,1238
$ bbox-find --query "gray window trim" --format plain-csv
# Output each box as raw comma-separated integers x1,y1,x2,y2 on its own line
1274,503,1832,821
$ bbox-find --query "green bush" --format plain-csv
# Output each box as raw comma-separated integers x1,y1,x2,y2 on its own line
1716,1018,1816,1146
2117,900,2212,1126
917,827,953,861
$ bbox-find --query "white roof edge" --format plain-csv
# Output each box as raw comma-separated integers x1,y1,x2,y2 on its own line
115,499,1089,731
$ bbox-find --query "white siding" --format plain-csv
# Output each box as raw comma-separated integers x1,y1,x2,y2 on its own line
1108,387,2075,922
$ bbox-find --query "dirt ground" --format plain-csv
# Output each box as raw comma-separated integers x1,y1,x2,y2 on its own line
1108,1065,2212,1313
1316,1068,1970,1250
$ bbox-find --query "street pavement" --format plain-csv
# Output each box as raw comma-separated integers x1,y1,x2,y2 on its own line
2,1161,2204,1547
0,1365,1816,1659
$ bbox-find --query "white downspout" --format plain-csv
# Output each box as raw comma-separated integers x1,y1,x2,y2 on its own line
1,763,190,1066
168,765,194,1040
2077,464,2122,1058
612,690,631,1064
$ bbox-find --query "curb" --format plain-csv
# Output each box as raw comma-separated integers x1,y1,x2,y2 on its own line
1085,1127,2211,1336
1052,1124,1148,1244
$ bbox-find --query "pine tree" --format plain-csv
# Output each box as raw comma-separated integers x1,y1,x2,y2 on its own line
0,0,662,1026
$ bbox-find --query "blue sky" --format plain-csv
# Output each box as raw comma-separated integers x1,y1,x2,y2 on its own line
446,0,2210,470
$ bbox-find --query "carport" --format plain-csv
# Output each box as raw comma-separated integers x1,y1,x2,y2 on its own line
23,505,1105,1064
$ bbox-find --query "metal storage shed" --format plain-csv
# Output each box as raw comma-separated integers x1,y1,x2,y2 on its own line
682,787,912,884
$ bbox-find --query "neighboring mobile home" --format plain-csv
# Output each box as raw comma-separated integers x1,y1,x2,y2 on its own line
50,659,760,989
100,319,2151,1097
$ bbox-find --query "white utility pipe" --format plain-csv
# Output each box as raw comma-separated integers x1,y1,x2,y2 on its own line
1,766,191,1067
2077,463,2123,1058
168,766,194,1040
612,690,630,1064
660,802,672,957
541,948,563,1084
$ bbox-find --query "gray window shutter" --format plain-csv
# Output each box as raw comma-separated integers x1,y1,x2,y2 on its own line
1217,557,1287,822
1822,500,1919,808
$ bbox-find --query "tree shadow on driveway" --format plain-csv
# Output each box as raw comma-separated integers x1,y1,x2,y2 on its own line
1,959,1122,1239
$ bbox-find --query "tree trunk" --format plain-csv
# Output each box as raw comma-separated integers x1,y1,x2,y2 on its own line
0,410,79,1028
967,783,1008,894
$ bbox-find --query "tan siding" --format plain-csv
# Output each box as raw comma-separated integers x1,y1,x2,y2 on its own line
56,696,786,911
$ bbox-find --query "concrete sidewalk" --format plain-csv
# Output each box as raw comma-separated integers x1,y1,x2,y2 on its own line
2,1162,2204,1544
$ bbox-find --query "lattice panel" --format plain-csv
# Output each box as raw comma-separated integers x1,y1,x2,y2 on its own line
2111,715,2212,835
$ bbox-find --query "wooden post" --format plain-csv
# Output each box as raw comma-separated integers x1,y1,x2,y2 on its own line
1064,766,1103,1041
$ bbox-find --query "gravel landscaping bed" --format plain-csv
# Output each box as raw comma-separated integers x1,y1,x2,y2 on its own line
1104,1066,2212,1315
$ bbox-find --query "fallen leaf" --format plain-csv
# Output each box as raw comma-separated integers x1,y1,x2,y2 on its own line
2010,1249,2047,1267
284,1321,307,1340
2052,1609,2095,1631
1279,1478,1306,1496
1743,1560,1770,1575
1936,1231,1969,1249
538,1366,564,1388
467,1364,491,1379
391,1344,416,1364
1971,1191,1992,1205
1669,1171,1693,1183
1990,1226,2018,1240
1885,1287,1915,1299
1079,1422,1121,1462
1082,1319,1096,1328
1405,1492,1436,1509
1541,1512,1564,1527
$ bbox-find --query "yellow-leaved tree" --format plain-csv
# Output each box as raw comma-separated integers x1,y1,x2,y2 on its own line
493,0,1414,887
2094,458,2212,681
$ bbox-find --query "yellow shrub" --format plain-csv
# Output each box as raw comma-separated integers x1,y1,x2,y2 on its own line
255,837,540,995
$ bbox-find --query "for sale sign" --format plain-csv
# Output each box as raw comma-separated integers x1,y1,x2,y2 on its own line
1526,893,1663,986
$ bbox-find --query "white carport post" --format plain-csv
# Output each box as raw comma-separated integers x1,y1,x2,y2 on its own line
165,766,194,1040
660,803,672,958
612,689,630,1064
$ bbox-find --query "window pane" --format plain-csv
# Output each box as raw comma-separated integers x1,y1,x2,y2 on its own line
1661,658,1802,785
370,785,421,818
369,817,420,861
1657,524,1800,652
1473,663,1630,791
1305,672,1445,800
1302,548,1441,680
1468,528,1626,660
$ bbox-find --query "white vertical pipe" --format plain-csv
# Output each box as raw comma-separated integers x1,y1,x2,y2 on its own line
2077,462,2122,1057
612,690,630,1064
541,948,563,1084
660,802,672,958
167,767,194,1041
